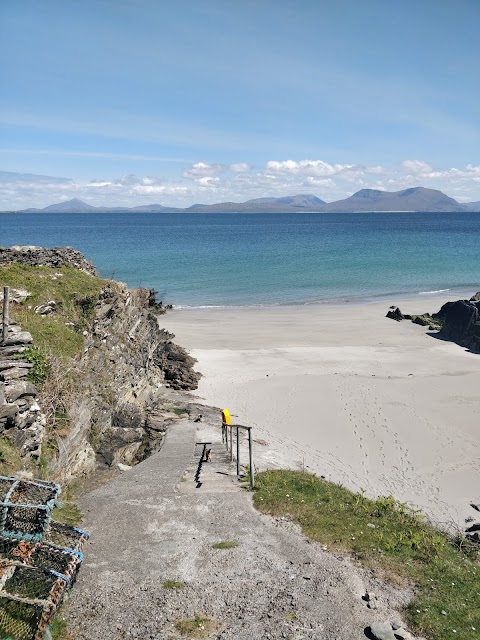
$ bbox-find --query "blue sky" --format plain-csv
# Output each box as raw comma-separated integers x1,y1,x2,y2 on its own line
1,0,479,208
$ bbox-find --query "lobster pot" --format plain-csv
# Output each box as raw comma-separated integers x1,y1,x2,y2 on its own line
0,478,60,543
0,537,83,587
0,563,68,640
42,521,89,554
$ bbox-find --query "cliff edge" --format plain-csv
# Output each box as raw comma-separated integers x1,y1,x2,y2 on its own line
0,246,201,482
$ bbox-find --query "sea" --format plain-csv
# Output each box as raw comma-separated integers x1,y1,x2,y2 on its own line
1,211,479,307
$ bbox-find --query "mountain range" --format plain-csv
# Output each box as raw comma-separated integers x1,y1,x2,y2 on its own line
10,187,480,214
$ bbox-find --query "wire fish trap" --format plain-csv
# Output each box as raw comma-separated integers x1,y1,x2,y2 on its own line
0,538,83,588
0,562,68,640
42,521,89,554
0,478,61,544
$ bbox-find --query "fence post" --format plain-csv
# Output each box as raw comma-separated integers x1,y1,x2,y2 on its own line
1,286,9,345
236,426,240,476
229,425,233,462
248,427,255,489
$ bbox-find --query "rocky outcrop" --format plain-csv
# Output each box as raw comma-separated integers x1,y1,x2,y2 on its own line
0,246,201,481
386,291,480,346
49,282,201,480
0,246,97,275
0,325,46,463
433,295,480,352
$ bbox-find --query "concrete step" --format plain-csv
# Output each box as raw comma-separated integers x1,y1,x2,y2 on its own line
178,437,247,494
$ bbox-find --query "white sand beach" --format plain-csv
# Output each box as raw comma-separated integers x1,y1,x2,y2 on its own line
162,296,480,528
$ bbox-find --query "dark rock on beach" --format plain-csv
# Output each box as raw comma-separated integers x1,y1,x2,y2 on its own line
386,290,480,352
433,296,480,352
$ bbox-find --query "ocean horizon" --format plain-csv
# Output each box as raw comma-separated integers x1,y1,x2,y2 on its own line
1,210,479,307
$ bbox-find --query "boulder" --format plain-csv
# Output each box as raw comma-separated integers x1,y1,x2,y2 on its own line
368,622,396,640
434,299,480,351
0,367,30,381
2,331,33,346
0,288,30,304
411,313,433,327
34,301,56,315
386,307,404,321
0,403,19,419
4,380,37,402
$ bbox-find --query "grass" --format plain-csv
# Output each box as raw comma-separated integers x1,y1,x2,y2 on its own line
253,470,480,640
1,263,110,361
163,580,185,589
49,612,75,640
174,615,219,638
53,501,83,527
211,541,239,549
0,437,24,475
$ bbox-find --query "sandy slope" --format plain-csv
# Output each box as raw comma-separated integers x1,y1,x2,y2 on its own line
162,296,480,528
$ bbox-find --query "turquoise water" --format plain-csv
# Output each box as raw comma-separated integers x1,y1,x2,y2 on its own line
1,211,479,306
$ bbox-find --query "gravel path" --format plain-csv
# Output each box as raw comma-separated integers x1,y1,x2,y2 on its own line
66,412,412,639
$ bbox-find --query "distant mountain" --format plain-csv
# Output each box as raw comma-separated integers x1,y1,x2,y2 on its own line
43,198,99,213
319,187,468,213
464,201,480,212
10,188,475,214
21,198,179,214
186,194,326,213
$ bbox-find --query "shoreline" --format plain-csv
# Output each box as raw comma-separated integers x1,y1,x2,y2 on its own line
171,286,478,311
162,294,480,528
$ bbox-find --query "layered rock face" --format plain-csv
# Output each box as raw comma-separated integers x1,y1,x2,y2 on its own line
0,248,201,480
60,283,200,479
0,325,46,463
0,246,97,276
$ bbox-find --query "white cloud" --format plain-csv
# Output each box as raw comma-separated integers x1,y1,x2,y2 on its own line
265,159,353,177
1,160,480,209
229,162,251,172
402,159,434,174
183,162,223,179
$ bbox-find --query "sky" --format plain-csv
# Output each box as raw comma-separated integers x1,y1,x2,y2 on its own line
1,0,479,209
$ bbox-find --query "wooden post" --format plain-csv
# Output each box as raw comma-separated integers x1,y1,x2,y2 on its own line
1,286,9,345
248,427,255,489
236,426,240,476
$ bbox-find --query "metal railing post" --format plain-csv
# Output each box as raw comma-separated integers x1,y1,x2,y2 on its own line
236,426,240,476
248,427,255,489
229,425,233,462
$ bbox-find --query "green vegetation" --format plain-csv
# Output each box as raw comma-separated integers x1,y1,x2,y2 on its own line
50,613,75,640
174,616,219,638
163,579,185,590
13,346,50,384
1,263,109,360
211,541,239,549
53,501,83,527
0,437,23,475
254,470,480,640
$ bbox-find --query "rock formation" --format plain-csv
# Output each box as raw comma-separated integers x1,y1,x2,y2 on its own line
0,247,201,481
433,293,480,352
0,246,97,275
386,291,480,351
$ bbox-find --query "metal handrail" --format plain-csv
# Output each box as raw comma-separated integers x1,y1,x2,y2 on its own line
224,423,254,489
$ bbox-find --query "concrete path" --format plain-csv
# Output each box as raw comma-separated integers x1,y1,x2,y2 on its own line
66,410,410,640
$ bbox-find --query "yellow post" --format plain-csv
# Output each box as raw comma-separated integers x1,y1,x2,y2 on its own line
222,409,231,449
